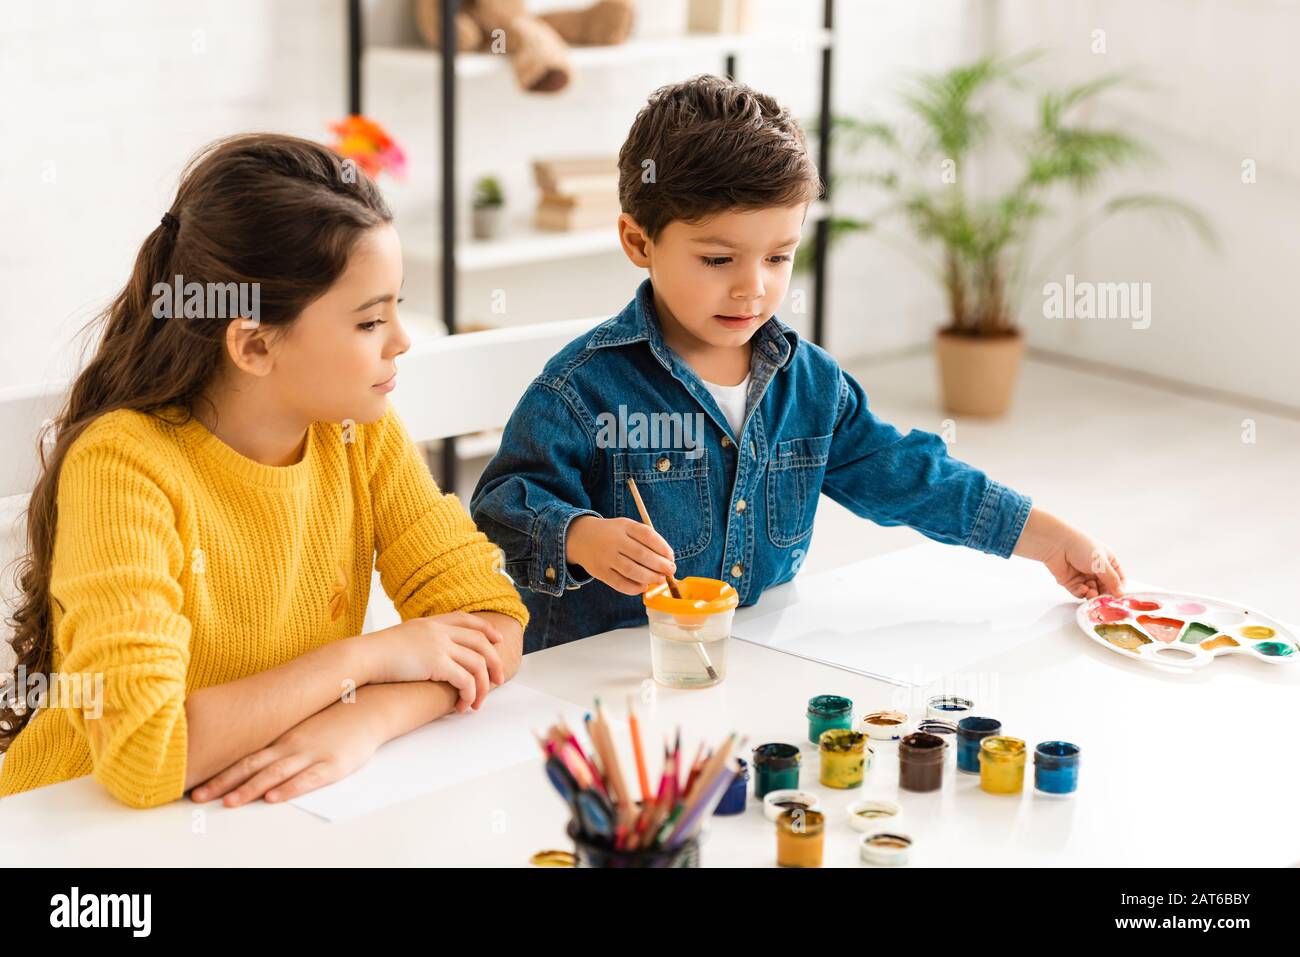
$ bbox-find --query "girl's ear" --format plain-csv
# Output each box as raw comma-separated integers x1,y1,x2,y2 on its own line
222,316,278,376
617,213,653,267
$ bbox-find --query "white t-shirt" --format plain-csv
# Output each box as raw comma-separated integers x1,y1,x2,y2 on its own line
703,375,751,439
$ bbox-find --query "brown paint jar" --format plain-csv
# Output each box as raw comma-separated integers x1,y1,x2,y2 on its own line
898,731,947,792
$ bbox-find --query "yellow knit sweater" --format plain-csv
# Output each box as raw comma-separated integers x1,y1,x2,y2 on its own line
0,403,527,807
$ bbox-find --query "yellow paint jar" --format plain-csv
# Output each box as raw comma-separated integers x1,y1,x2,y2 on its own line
775,808,825,868
819,728,869,788
979,735,1027,794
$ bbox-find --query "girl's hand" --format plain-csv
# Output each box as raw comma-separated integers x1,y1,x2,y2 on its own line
363,612,505,711
566,515,676,596
190,697,383,807
1013,507,1126,599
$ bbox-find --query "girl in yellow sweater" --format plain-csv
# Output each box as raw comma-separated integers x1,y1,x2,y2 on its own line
0,133,528,809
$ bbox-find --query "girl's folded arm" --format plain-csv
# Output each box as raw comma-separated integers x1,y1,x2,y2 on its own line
54,438,376,806
367,405,530,635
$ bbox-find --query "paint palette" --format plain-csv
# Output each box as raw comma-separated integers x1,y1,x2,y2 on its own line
1076,591,1297,670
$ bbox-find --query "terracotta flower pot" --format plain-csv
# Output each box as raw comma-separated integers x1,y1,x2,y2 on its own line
934,329,1025,416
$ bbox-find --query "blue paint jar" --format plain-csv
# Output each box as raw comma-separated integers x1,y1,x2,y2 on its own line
956,717,1002,774
1034,741,1080,795
806,694,853,745
714,758,749,815
752,743,801,799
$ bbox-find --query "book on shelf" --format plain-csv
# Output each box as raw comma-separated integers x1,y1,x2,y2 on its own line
533,156,618,194
534,198,622,232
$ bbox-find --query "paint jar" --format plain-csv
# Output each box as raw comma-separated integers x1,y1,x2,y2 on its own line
916,719,957,766
956,716,1002,774
775,808,825,868
846,799,903,835
763,788,821,822
859,831,912,866
752,743,801,799
1033,741,1081,796
861,710,909,741
926,694,974,722
806,694,853,745
643,578,738,689
898,732,947,792
818,728,868,788
568,821,700,868
979,736,1027,794
713,758,749,815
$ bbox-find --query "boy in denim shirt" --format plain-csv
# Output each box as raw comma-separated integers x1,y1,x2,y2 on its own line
472,75,1126,653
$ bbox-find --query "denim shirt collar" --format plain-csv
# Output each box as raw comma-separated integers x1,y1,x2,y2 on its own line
588,278,800,374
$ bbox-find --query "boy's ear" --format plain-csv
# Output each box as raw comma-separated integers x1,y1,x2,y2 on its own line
617,213,652,267
223,316,277,377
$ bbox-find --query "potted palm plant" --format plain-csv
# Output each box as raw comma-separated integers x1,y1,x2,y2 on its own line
803,54,1213,415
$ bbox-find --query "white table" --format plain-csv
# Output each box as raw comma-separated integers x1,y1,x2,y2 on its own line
5,546,1299,867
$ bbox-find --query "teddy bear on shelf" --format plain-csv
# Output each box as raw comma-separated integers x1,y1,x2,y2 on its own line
414,0,635,93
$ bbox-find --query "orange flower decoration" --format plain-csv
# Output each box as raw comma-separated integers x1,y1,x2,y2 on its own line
328,115,408,180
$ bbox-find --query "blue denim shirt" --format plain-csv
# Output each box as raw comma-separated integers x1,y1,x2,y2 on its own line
471,278,1033,653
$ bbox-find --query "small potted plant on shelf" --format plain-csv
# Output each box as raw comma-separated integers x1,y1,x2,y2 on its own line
804,53,1214,416
472,175,506,240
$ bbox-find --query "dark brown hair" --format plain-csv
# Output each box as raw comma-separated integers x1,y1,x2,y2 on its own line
617,74,822,240
0,133,392,750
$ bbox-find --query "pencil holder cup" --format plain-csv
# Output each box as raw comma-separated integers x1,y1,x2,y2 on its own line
567,821,700,868
644,578,738,689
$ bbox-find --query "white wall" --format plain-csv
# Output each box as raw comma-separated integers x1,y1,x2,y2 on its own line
0,0,347,388
994,0,1300,409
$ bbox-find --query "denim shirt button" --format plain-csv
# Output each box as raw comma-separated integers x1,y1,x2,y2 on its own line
655,456,671,472
721,436,733,449
544,566,557,582
731,563,744,578
735,499,747,512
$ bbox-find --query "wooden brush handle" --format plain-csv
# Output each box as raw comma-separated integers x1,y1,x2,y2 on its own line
625,478,683,598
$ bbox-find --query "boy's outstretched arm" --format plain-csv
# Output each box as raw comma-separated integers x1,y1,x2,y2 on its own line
1010,506,1126,599
820,369,1125,598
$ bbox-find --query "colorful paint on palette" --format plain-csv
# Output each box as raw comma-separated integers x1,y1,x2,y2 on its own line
1095,623,1152,652
1078,591,1297,670
1088,603,1130,623
1255,642,1294,657
1200,635,1239,651
1179,622,1217,644
1122,598,1161,611
1136,615,1184,643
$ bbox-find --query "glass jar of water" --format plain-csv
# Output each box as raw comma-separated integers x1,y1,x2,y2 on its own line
643,578,738,689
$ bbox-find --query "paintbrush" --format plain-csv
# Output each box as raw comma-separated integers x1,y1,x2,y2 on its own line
625,477,719,682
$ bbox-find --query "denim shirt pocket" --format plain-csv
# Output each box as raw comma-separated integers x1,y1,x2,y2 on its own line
766,433,833,547
612,449,712,559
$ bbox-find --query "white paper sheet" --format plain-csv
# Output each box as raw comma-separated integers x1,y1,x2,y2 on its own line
290,682,590,823
732,543,1079,686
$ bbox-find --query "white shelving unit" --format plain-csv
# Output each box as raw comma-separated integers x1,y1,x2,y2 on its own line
348,1,838,482
399,201,830,273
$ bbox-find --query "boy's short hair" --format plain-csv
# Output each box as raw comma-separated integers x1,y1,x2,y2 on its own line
617,74,823,240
